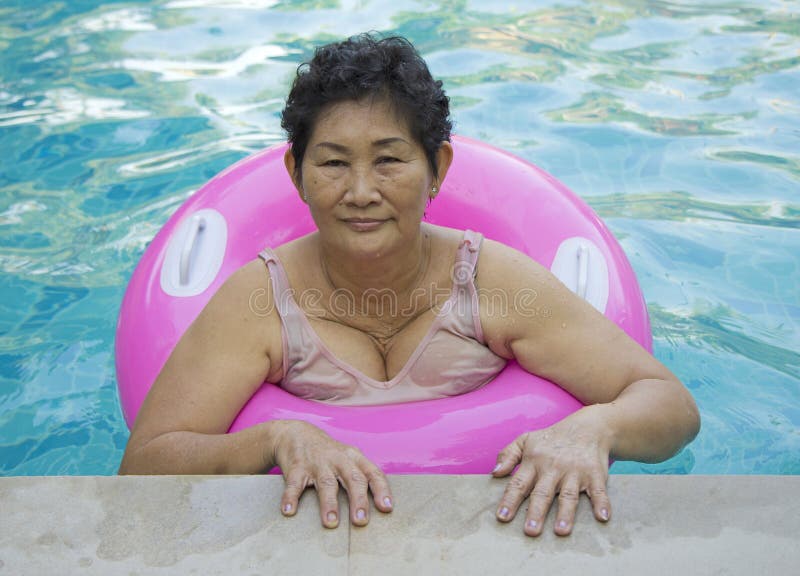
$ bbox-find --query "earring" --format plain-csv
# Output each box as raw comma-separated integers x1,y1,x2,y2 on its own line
431,185,438,197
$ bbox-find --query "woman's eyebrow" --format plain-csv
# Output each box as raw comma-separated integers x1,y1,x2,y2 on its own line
314,142,350,153
373,137,409,147
313,138,409,152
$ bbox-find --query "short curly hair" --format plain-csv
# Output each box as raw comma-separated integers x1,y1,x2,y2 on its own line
281,33,452,180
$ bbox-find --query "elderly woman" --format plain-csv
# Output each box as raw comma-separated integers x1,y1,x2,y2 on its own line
119,34,700,537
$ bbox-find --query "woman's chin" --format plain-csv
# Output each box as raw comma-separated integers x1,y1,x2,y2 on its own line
343,231,401,260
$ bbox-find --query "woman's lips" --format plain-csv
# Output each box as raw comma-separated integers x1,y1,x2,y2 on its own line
342,218,387,231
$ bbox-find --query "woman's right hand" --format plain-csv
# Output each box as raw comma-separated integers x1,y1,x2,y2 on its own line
271,420,394,528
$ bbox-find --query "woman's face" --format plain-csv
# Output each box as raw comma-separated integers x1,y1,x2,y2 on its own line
285,98,452,259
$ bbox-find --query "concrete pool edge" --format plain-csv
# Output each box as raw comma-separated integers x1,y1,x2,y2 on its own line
1,474,797,574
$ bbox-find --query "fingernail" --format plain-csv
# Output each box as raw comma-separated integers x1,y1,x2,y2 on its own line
283,503,292,514
383,497,393,509
526,519,538,530
356,508,366,521
600,508,609,521
492,463,502,473
558,520,568,530
327,511,338,524
498,506,509,519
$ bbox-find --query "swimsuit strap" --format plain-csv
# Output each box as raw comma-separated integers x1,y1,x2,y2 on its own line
453,229,483,286
258,247,295,318
451,230,487,341
258,247,305,379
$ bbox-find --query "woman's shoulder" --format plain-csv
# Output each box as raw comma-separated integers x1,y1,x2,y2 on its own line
216,259,284,330
203,258,284,380
475,236,555,293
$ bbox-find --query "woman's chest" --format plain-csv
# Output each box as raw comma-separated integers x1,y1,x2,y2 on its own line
304,303,443,382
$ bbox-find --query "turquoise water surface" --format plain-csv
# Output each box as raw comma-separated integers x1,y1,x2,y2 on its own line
1,0,798,475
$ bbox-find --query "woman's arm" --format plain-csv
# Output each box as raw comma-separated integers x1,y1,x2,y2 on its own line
118,259,393,527
477,239,700,536
119,422,278,475
119,260,279,475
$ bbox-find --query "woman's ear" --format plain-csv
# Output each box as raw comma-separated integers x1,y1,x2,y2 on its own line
434,141,454,191
283,147,306,202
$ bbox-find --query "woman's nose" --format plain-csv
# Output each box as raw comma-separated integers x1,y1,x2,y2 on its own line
344,168,380,206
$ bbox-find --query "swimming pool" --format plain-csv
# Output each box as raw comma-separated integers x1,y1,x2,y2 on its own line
0,0,797,476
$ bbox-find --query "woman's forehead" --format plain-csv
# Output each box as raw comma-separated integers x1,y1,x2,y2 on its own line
310,98,416,144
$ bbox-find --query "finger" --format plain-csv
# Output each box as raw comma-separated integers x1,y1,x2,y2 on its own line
523,471,558,537
496,461,536,523
492,434,526,477
280,468,309,517
313,471,341,528
338,465,371,527
363,461,393,514
553,475,581,536
587,470,611,523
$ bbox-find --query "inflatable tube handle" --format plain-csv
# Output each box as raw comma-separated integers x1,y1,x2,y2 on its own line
550,237,609,314
179,214,206,286
160,208,228,297
577,242,589,299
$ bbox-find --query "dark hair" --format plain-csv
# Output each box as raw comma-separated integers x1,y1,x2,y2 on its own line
281,33,452,180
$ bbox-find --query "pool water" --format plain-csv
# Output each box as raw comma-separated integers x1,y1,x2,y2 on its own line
1,0,798,476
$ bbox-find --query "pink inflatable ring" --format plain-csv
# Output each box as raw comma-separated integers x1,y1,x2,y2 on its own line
115,135,651,474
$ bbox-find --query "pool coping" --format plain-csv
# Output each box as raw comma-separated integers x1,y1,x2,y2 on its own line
1,474,797,574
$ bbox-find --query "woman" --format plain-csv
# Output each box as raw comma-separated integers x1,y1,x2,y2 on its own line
119,34,700,537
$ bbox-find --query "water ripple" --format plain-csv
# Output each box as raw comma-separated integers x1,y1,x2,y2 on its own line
1,0,798,475
589,190,800,229
119,44,291,81
119,132,282,175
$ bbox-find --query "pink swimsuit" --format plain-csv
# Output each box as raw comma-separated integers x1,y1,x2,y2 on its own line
259,230,507,406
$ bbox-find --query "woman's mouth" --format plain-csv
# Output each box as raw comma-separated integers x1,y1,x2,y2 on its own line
342,218,387,231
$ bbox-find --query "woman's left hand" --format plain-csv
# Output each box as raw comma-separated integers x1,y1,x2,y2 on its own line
492,407,613,537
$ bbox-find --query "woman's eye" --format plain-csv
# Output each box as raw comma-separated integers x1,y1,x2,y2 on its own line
377,156,400,164
323,159,345,167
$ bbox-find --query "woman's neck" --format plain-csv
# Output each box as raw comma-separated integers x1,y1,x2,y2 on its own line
317,227,432,319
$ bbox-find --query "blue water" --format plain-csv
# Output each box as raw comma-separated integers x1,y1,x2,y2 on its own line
1,0,798,476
